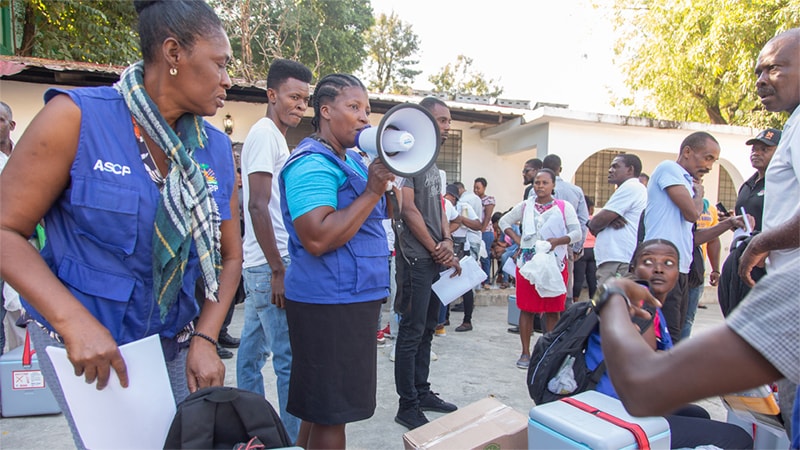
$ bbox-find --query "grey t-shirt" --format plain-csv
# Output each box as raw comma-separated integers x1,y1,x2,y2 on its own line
398,164,443,259
727,261,800,384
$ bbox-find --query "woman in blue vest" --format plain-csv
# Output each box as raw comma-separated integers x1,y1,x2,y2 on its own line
279,74,394,449
0,1,241,447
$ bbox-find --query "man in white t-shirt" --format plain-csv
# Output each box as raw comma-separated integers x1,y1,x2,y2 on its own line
236,59,312,442
589,154,647,283
756,28,800,270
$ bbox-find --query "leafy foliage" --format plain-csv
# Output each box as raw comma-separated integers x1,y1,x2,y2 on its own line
362,12,421,94
428,54,504,98
9,0,140,65
612,0,800,127
213,0,374,84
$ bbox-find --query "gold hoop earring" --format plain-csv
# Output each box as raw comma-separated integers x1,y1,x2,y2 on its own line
169,67,178,76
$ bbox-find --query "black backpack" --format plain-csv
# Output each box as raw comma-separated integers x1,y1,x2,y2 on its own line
163,386,292,449
526,302,606,405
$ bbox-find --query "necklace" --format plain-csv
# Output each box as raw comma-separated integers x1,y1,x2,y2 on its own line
131,117,166,188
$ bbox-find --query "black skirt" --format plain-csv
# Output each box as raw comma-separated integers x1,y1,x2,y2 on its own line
285,298,383,425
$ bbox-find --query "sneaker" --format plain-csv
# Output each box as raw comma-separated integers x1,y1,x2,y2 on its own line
419,392,458,413
434,325,446,337
395,406,429,430
377,330,386,345
507,326,520,334
217,345,233,359
430,349,438,361
455,322,473,332
218,332,240,348
380,323,392,339
516,354,530,369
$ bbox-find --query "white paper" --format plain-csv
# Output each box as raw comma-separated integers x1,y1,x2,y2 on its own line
46,334,177,450
432,256,488,305
502,256,517,277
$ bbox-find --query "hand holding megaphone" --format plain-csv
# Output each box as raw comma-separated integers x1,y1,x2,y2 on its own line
356,103,441,178
365,158,396,197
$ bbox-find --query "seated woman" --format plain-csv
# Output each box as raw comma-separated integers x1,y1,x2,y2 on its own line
587,239,753,449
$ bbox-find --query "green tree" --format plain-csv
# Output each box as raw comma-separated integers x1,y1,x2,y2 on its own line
362,12,421,94
612,0,800,127
8,0,139,64
213,0,374,83
428,54,503,98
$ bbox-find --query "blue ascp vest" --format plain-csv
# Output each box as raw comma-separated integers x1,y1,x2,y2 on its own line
21,87,235,344
279,137,389,304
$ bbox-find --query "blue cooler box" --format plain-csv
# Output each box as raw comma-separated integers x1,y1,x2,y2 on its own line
507,295,520,326
0,343,61,417
528,391,670,449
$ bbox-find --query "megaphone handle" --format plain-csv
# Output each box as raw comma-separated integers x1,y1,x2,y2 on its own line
386,189,401,221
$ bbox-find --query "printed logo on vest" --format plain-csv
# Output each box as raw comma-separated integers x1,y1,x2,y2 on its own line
200,163,219,193
93,159,131,176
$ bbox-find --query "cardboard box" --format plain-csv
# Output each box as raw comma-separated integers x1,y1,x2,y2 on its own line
403,397,527,450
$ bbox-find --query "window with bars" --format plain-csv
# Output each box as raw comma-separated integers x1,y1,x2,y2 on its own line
437,130,462,184
717,167,737,210
573,150,624,207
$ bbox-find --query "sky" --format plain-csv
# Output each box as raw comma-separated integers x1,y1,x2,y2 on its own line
368,0,629,114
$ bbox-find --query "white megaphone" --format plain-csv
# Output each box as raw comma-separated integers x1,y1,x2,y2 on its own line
356,103,441,177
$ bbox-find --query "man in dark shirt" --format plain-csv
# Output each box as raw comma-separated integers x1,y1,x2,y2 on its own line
522,158,543,200
735,128,781,232
394,97,461,430
718,128,780,317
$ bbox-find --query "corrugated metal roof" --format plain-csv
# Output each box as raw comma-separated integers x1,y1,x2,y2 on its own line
1,56,524,124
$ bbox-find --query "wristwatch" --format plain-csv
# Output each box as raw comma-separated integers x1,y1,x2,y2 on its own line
591,283,630,315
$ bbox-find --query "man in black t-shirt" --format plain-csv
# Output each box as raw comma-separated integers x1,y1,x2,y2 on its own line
718,128,780,317
394,97,461,430
734,128,781,232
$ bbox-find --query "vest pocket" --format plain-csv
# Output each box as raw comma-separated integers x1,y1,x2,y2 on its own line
349,238,390,295
70,176,139,255
58,256,137,341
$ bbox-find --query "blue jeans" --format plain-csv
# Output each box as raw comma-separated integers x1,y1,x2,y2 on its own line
480,230,494,280
237,258,300,442
682,284,704,339
395,255,440,409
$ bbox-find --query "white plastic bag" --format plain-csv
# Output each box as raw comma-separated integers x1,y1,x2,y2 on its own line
547,355,579,395
519,240,566,297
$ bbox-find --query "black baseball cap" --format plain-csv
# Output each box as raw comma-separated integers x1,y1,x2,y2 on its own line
746,128,781,147
445,184,460,199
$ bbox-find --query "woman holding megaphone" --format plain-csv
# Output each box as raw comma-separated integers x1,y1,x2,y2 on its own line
278,74,395,449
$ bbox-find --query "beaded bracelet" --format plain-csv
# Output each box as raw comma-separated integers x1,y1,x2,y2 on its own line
190,331,218,347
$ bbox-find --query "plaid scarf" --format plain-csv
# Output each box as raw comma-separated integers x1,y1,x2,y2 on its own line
115,61,221,320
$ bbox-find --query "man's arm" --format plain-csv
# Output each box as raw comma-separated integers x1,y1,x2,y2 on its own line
693,215,750,246
707,238,721,286
587,209,623,235
739,211,800,286
248,171,286,307
454,215,482,231
597,278,782,417
400,187,454,266
665,183,703,223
